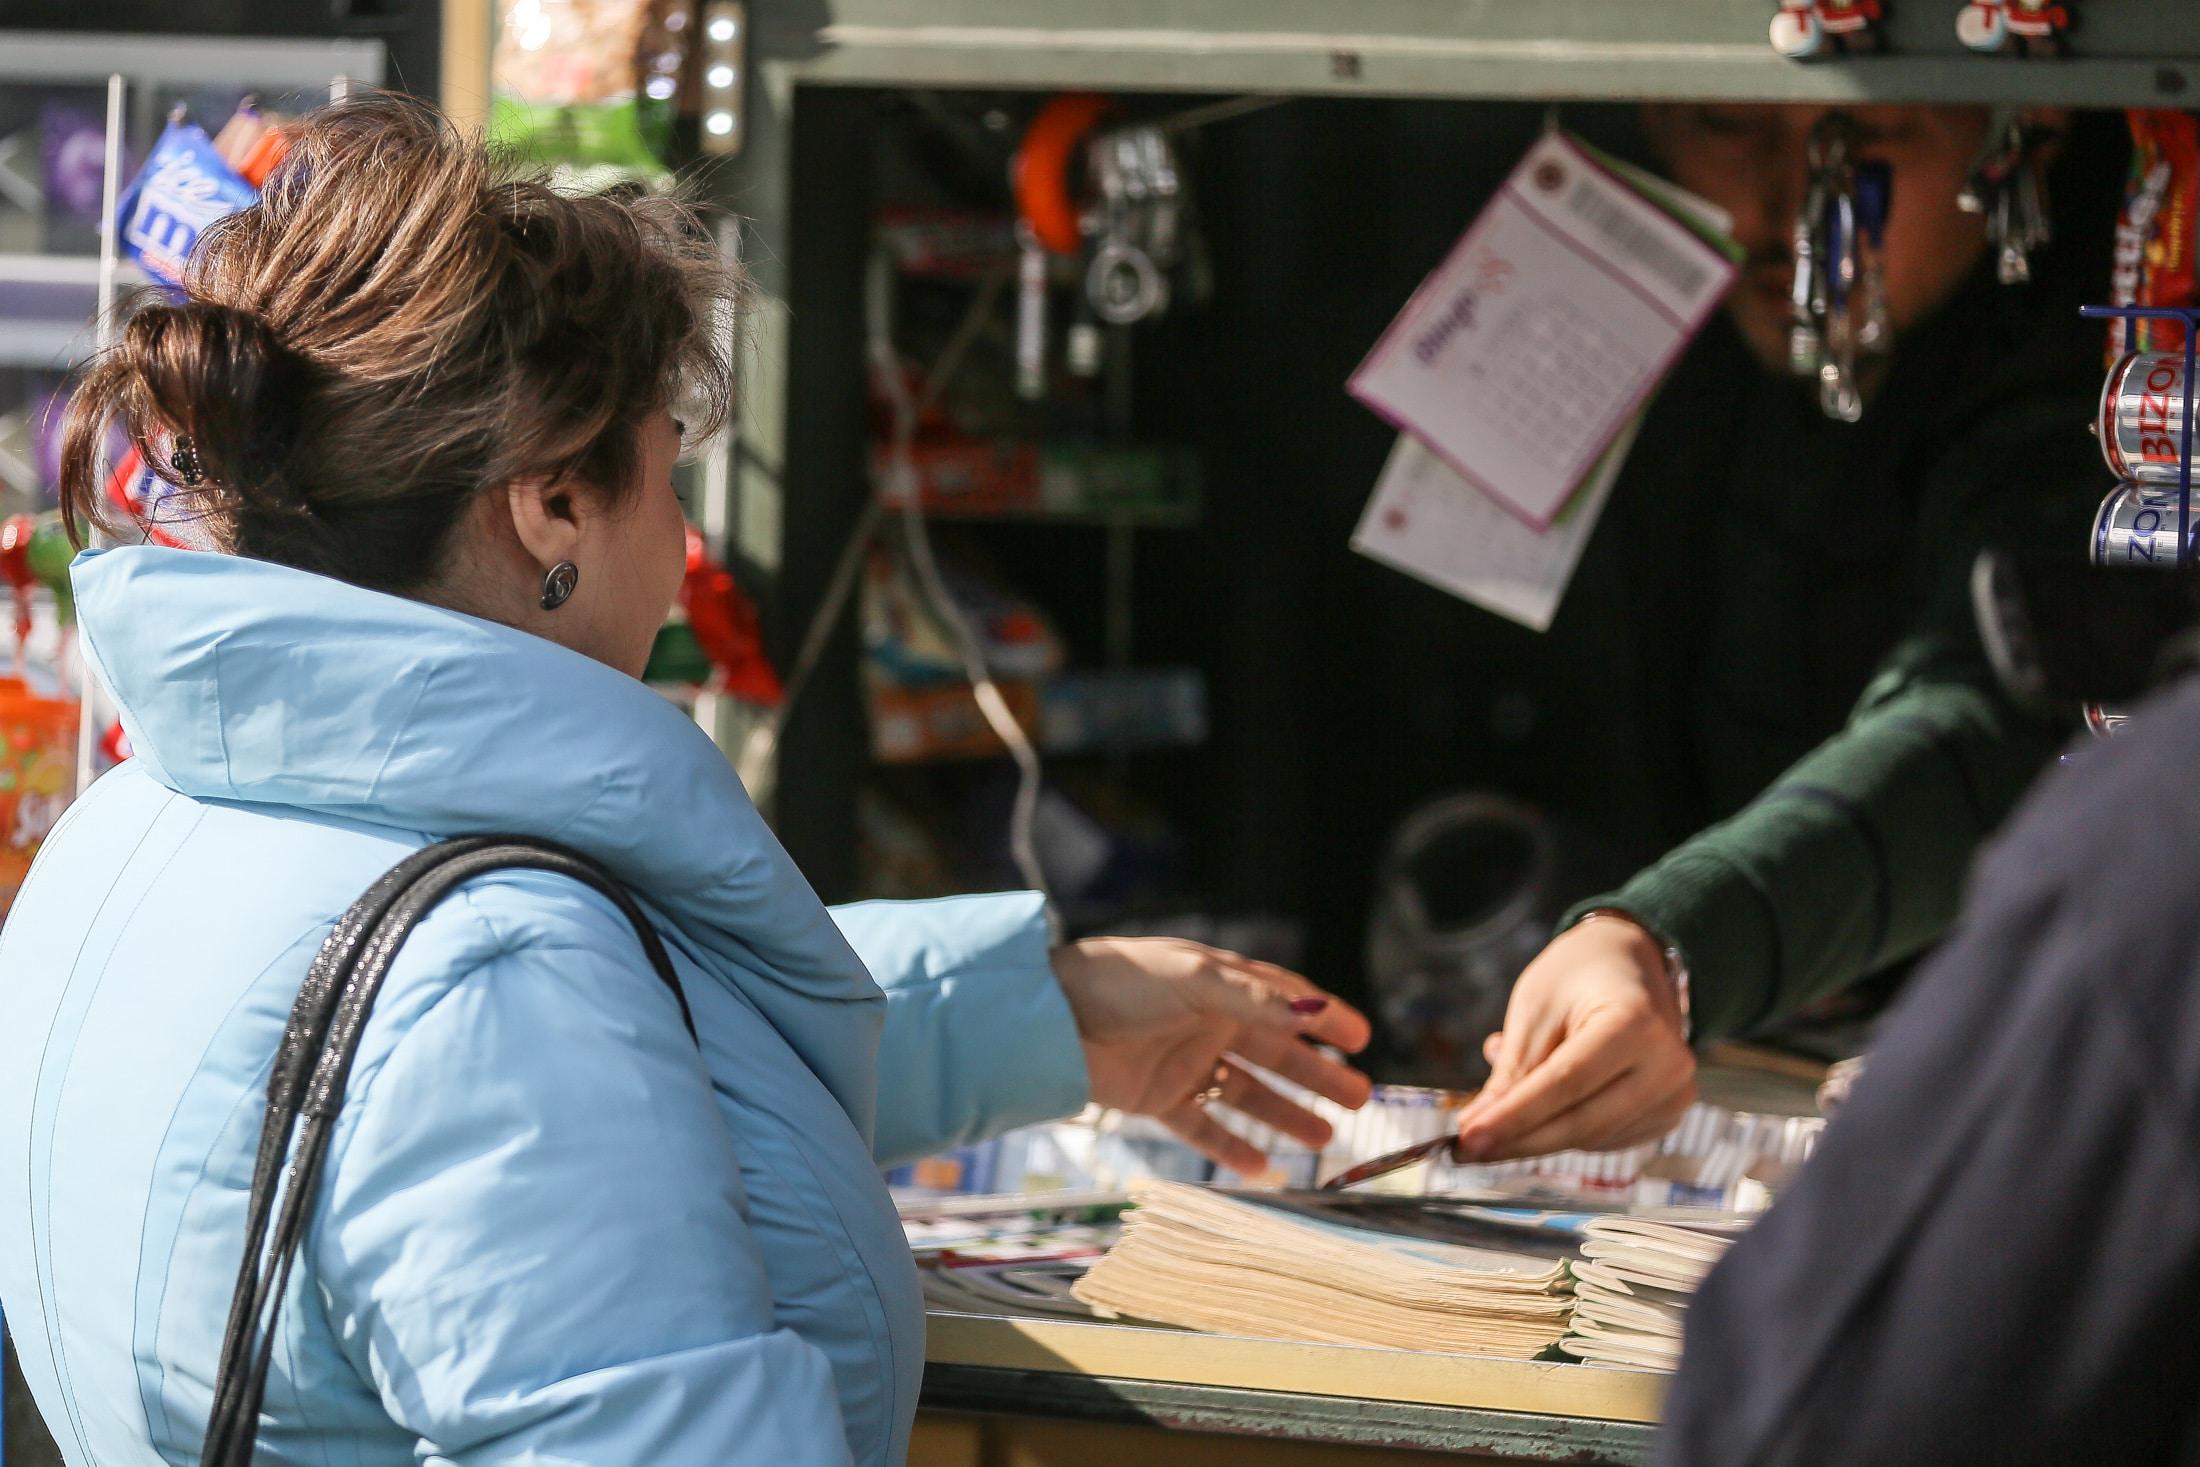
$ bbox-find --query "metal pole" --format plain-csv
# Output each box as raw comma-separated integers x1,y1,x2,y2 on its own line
2187,176,2199,566
77,72,124,799
2182,319,2195,566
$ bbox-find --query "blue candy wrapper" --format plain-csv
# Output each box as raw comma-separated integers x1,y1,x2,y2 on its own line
116,120,258,296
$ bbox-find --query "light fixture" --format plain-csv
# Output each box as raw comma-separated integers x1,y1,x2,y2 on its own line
698,3,745,156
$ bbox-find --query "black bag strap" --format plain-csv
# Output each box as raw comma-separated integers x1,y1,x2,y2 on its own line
201,835,696,1467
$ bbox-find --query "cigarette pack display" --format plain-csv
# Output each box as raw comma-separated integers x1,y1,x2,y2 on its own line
1038,668,1207,755
868,678,1043,764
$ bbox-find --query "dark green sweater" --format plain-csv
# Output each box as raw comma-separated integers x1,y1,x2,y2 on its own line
1557,262,2108,1042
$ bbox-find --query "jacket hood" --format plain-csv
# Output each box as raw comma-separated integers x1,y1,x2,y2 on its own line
72,545,885,1128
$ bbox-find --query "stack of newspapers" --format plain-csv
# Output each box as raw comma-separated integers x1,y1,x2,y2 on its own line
1558,1217,1741,1370
1071,1180,1577,1358
1070,1181,1754,1371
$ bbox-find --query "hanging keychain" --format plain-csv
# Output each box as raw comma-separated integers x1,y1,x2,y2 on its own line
1790,115,1883,421
1959,110,2054,285
1012,93,1116,400
1789,159,1829,376
1084,124,1181,327
1011,95,1201,393
1853,158,1894,352
1820,183,1862,422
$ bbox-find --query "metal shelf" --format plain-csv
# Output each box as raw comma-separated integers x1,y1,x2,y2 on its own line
763,0,2200,109
0,31,384,90
0,256,147,369
0,254,144,286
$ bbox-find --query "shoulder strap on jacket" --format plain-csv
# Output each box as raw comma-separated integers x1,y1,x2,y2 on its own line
202,835,695,1467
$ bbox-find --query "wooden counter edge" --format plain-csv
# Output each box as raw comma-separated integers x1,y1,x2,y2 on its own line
924,1312,1664,1425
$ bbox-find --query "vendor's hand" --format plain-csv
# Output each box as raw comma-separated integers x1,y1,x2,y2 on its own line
1053,937,1374,1175
1452,914,1694,1163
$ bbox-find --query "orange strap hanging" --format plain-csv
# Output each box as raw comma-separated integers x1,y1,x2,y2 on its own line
1013,93,1114,257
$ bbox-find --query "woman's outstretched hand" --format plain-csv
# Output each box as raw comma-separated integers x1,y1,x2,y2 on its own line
1052,937,1374,1175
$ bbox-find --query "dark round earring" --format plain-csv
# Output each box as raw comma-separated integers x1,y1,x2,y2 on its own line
539,560,579,611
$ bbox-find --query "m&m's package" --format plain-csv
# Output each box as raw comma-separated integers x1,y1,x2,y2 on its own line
2106,109,2200,364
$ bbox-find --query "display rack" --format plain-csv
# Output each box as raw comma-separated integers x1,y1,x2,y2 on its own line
0,34,386,374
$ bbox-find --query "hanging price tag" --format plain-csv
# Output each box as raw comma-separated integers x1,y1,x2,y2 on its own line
1348,133,1738,529
1353,415,1643,632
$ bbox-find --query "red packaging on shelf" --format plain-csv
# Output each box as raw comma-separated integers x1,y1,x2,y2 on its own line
2107,109,2200,363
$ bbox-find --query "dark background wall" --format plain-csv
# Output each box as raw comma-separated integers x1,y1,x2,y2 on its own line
767,90,1668,994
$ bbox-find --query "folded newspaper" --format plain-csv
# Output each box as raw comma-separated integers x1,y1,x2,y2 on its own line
1071,1180,1577,1357
1558,1217,1740,1371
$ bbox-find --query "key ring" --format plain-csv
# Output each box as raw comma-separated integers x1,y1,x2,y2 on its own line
1088,242,1166,325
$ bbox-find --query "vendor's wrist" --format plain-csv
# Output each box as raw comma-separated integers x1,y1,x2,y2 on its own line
1575,907,1693,1040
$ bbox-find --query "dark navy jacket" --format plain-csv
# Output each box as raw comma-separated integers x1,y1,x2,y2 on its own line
1658,674,2200,1464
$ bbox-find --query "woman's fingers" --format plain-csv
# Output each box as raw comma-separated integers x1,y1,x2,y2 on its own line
1186,950,1373,1056
1211,1058,1336,1150
1231,1025,1375,1112
1214,954,1374,1054
1164,953,1374,1113
1156,1099,1269,1175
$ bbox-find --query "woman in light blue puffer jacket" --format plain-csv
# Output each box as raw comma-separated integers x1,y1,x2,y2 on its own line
0,96,1370,1466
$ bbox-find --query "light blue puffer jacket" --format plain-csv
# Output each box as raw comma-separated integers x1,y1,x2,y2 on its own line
0,546,1089,1466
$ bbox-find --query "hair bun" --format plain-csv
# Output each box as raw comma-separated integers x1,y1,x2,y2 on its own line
124,298,311,500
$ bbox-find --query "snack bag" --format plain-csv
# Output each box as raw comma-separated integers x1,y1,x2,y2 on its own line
489,0,684,170
0,677,78,914
115,118,259,297
209,101,290,188
2107,109,2200,363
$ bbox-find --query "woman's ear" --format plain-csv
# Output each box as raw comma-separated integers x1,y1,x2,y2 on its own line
504,477,586,571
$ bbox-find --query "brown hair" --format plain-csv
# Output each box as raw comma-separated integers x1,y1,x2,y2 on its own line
58,92,740,594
